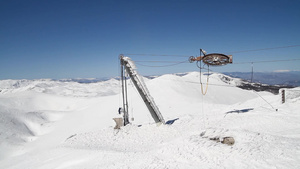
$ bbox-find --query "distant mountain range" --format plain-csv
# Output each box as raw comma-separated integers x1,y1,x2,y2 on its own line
58,78,109,83
1,72,298,96
223,71,300,87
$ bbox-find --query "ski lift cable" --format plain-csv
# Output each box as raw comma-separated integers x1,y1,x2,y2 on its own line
122,58,298,91
125,44,300,58
135,60,189,67
124,53,190,57
126,57,300,66
134,60,188,63
227,45,300,54
252,91,276,110
233,58,300,64
184,81,293,90
185,81,240,88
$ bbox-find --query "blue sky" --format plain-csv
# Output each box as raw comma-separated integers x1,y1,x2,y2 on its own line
1,0,300,79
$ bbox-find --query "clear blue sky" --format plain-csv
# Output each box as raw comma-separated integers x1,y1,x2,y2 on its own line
1,0,300,79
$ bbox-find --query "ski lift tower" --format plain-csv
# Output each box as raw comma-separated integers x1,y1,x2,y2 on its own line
120,55,165,126
118,50,232,126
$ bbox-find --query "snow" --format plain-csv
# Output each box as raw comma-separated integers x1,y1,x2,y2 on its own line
0,72,299,168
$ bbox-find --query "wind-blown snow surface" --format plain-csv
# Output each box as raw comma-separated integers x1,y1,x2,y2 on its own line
0,72,299,168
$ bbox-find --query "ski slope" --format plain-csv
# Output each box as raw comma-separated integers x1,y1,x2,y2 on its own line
0,72,299,169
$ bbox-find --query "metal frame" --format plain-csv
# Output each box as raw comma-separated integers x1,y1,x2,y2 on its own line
120,55,165,125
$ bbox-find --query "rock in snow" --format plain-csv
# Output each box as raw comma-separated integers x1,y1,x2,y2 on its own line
0,72,299,169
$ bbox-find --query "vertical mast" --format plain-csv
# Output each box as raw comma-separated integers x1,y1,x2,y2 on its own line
120,54,130,125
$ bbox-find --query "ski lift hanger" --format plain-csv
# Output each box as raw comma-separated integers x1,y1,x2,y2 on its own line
189,49,233,66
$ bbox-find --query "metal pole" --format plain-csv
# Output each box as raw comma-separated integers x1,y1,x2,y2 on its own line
120,55,126,125
282,89,285,104
119,55,129,125
124,68,129,125
251,62,254,83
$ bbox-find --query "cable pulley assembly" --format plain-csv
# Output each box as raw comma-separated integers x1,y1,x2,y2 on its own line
189,49,233,95
189,49,232,66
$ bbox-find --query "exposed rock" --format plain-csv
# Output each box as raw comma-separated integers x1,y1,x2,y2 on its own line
221,137,235,145
208,136,235,145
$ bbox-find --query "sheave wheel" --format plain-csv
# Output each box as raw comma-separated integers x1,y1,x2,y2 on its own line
202,53,230,66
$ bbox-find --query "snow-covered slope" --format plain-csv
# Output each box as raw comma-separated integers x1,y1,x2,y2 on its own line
0,78,120,97
0,72,299,168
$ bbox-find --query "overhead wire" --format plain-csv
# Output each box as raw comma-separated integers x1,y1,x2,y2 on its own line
134,60,187,63
132,58,300,66
128,57,300,67
125,44,300,58
233,58,300,64
123,55,299,90
184,80,293,89
123,45,300,68
124,53,190,57
135,60,189,67
122,45,300,92
252,91,276,110
185,81,236,88
127,55,299,96
226,45,300,54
